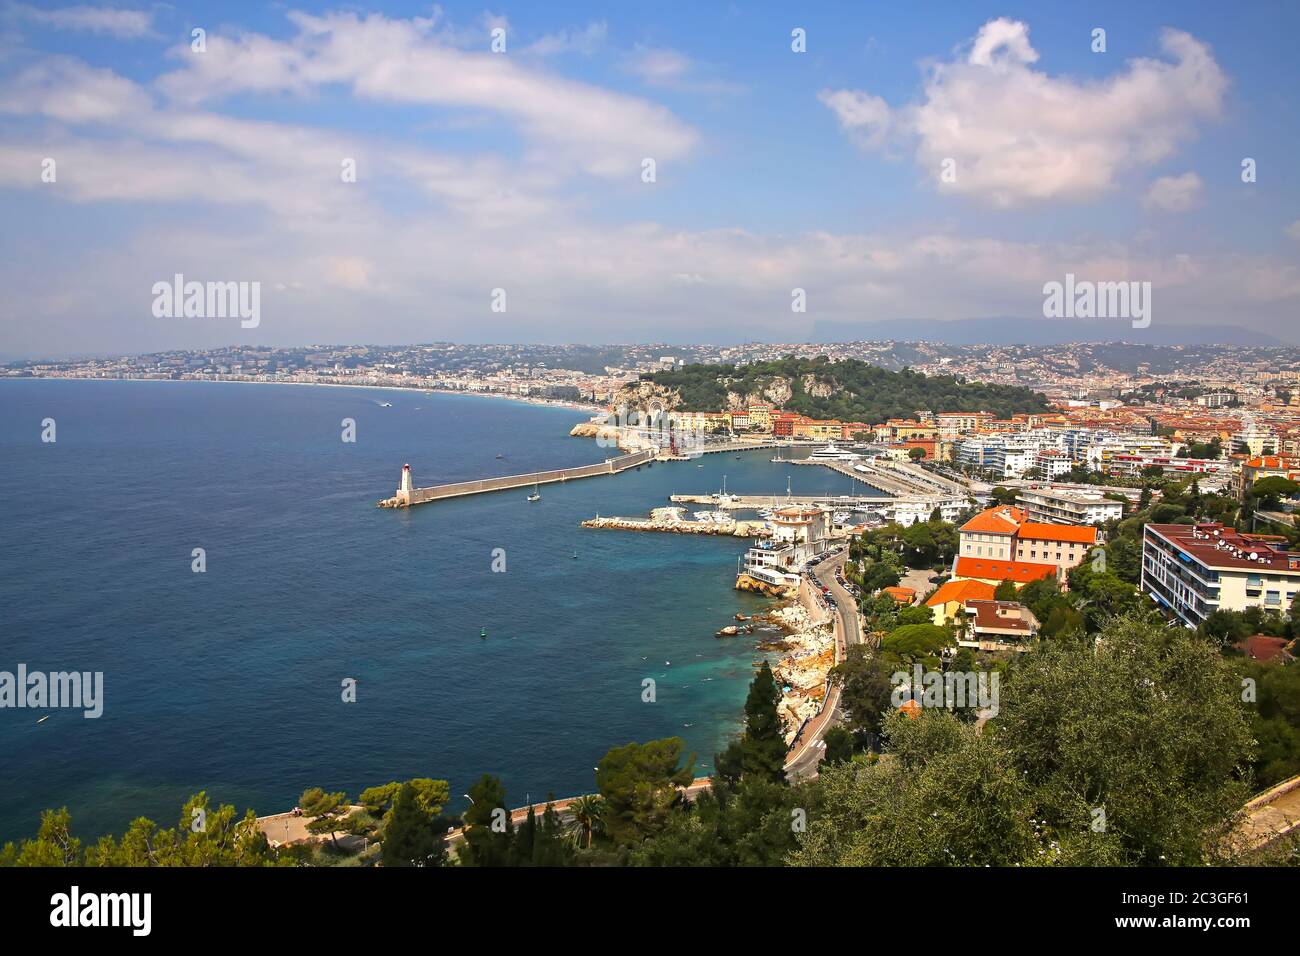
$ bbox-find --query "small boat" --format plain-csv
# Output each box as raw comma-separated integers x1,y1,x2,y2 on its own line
571,551,578,559
496,454,504,459
36,715,49,724
480,626,487,639
378,401,393,407
527,483,541,502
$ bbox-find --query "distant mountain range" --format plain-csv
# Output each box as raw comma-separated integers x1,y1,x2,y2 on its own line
809,318,1290,348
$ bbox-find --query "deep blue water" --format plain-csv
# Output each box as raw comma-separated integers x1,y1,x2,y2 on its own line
0,380,874,842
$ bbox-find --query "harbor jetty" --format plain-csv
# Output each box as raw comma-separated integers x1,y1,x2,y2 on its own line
670,492,893,508
581,514,769,537
377,449,655,508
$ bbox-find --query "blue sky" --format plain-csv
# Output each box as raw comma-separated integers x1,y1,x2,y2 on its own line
1,0,1298,357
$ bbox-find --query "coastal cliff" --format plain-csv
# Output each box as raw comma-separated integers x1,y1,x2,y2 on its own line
735,573,797,599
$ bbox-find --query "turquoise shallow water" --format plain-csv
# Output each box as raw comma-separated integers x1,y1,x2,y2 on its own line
0,379,875,841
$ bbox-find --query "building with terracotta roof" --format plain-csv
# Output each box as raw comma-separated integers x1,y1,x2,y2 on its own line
882,586,916,605
1014,522,1100,570
958,506,1099,575
952,556,1058,587
1141,522,1300,627
1238,455,1300,499
960,600,1039,652
925,578,996,624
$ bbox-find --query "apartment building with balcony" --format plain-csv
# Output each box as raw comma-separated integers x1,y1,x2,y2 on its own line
1140,522,1300,627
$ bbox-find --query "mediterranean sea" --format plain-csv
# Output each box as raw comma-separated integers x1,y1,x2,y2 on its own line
0,379,878,841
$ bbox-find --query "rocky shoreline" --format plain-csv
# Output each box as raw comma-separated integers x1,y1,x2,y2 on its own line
717,601,835,744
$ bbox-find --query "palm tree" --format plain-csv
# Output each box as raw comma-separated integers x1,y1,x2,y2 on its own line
567,795,604,850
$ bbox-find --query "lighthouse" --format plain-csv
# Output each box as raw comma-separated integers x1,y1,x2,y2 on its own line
397,463,413,506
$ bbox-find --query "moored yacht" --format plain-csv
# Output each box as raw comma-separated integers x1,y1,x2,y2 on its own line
808,442,861,462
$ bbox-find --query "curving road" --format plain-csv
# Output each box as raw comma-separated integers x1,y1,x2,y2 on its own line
783,550,863,782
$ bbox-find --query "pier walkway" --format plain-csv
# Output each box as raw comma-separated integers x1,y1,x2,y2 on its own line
790,458,970,498
379,449,656,508
670,492,893,508
656,439,782,460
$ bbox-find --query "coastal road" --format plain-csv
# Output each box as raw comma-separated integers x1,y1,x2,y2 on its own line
783,550,863,782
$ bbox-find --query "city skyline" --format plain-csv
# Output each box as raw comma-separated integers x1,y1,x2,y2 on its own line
3,0,1299,358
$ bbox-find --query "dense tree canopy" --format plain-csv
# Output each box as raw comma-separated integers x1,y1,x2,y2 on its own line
640,356,1050,422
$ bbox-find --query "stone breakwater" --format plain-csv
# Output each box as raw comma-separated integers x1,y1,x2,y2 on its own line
580,515,768,537
569,421,622,445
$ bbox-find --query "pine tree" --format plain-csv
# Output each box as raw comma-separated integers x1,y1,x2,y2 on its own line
460,774,514,866
380,781,442,867
740,661,788,784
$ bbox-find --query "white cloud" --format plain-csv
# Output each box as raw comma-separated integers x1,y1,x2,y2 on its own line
817,89,891,148
1143,172,1203,212
527,21,607,57
0,56,152,121
623,44,743,96
625,46,691,84
155,11,698,178
967,17,1039,69
6,2,153,38
0,53,564,225
822,19,1227,206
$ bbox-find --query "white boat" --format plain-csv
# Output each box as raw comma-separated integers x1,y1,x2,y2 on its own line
832,511,851,524
809,442,861,462
527,483,541,502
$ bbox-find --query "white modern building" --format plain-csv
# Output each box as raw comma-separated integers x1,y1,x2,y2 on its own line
1016,487,1124,526
1141,522,1300,627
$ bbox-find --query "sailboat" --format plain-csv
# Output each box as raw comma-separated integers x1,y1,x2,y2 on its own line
480,626,487,639
527,483,541,502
